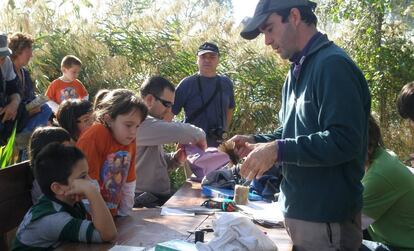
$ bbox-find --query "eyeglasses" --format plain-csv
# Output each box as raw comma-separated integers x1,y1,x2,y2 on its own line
153,95,174,108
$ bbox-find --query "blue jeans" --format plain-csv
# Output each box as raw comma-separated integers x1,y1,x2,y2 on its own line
22,104,52,132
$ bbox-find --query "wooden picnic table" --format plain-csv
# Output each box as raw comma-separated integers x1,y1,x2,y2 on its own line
174,182,292,251
56,181,292,250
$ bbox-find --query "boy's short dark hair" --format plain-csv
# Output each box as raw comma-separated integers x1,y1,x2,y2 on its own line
34,143,85,198
397,81,414,121
61,55,82,69
29,126,71,166
140,76,175,98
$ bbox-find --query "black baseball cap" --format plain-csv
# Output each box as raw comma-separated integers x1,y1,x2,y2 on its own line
197,42,220,56
240,0,317,40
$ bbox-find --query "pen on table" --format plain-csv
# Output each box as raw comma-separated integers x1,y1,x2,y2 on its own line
242,179,251,186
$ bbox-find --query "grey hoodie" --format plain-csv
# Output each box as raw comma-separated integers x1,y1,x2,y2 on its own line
135,116,205,195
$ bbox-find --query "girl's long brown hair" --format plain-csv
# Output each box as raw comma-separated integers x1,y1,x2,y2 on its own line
94,89,148,126
367,115,385,169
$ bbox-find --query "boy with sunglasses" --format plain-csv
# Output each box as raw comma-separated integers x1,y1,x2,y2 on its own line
134,76,207,207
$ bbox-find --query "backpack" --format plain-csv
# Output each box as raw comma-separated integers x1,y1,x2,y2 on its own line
184,145,230,181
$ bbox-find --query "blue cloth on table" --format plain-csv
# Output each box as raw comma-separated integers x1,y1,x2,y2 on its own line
250,165,282,202
201,166,241,190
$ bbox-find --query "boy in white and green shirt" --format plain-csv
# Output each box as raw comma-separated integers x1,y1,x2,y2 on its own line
12,143,117,250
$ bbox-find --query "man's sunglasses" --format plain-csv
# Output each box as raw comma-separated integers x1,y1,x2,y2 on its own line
153,95,173,108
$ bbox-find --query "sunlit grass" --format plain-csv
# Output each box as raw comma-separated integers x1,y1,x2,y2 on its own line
0,124,17,169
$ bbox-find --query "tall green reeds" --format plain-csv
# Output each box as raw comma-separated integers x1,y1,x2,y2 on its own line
1,0,413,164
0,124,17,169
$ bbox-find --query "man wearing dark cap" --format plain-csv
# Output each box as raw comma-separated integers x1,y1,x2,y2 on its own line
230,0,371,250
0,32,23,143
172,42,235,147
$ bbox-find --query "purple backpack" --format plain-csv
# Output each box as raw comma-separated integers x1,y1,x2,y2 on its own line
184,145,230,181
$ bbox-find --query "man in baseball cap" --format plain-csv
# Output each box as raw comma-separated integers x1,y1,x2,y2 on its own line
197,42,220,55
231,1,371,250
173,42,235,147
241,0,316,40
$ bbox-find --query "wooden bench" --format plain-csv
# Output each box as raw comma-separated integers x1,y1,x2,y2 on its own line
0,161,33,250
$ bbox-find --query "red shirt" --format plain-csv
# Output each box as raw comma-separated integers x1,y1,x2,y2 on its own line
45,78,88,104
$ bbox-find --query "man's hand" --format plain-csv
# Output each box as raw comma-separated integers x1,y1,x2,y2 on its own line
194,138,208,150
173,148,186,165
240,141,278,180
228,134,255,158
0,101,19,123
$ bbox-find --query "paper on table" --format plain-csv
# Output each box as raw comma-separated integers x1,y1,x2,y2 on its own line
160,207,195,217
236,200,284,223
109,245,146,251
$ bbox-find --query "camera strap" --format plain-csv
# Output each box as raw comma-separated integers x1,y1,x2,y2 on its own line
186,75,222,123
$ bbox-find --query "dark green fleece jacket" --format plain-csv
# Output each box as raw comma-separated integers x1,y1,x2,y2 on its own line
255,34,371,222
